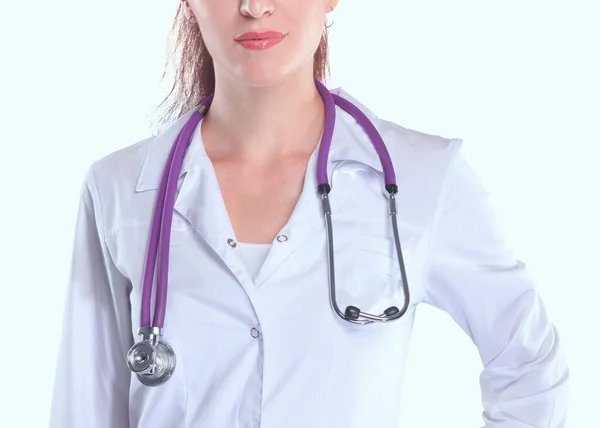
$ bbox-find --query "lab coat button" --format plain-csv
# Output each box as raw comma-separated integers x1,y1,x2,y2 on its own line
276,234,288,242
250,328,260,338
227,238,237,248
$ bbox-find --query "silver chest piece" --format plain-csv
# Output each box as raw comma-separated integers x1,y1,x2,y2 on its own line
126,327,176,387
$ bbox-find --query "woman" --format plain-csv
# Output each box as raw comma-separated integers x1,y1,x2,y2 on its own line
50,0,568,427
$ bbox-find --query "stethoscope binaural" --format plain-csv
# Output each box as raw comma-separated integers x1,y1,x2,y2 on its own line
126,80,411,386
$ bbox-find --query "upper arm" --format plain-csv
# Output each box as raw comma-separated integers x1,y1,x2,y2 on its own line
423,141,569,427
50,165,133,428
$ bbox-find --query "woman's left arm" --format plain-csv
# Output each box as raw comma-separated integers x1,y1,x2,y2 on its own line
423,140,569,427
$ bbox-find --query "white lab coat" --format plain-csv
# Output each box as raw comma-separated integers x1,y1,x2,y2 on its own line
49,87,568,428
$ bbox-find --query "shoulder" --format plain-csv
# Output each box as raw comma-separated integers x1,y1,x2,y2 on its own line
80,108,198,235
333,86,464,186
378,117,463,180
78,136,155,236
87,108,198,195
89,135,154,184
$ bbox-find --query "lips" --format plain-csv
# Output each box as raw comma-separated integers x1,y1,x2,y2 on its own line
234,31,287,41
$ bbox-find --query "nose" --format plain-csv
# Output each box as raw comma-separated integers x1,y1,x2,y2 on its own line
239,0,275,18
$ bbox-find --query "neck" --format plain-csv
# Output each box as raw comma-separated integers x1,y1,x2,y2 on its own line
201,69,326,163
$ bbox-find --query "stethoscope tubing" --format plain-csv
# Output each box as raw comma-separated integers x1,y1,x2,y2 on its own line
139,95,214,329
320,91,397,188
139,80,409,332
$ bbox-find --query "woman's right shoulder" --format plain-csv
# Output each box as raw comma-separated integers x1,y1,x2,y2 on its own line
80,135,163,237
86,110,196,196
88,135,156,186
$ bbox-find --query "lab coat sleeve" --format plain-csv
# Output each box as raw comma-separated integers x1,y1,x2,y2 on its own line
423,141,569,427
49,165,133,428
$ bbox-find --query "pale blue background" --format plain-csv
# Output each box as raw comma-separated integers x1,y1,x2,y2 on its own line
0,0,597,426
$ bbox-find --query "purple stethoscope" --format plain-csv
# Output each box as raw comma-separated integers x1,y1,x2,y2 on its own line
126,80,411,386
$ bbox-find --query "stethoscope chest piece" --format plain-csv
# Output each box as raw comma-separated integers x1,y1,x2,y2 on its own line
127,328,176,387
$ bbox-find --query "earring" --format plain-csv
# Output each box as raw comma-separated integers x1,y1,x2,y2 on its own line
325,6,335,29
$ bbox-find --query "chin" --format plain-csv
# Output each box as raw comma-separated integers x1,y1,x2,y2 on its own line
233,49,303,82
234,67,293,88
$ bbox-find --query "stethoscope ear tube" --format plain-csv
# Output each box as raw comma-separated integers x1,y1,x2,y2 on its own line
322,192,410,325
318,82,410,325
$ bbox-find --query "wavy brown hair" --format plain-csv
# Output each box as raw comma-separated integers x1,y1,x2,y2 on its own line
150,4,333,134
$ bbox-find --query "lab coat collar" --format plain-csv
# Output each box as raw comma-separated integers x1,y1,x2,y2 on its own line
135,86,384,193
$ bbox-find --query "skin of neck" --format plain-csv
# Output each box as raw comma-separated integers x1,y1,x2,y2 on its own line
201,63,326,164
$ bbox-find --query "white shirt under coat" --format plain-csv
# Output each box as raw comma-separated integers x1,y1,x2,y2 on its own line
49,87,569,427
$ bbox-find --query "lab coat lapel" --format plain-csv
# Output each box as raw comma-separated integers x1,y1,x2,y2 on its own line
252,148,323,287
135,108,199,192
172,125,258,291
